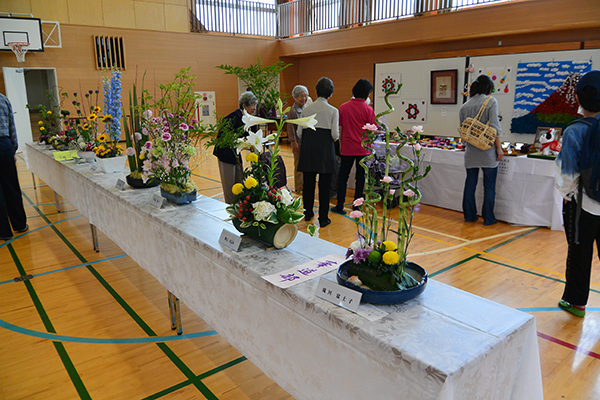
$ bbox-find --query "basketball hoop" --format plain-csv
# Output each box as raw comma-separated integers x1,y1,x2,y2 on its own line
8,42,30,63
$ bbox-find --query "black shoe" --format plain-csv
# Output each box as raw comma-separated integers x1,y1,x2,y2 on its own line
15,224,29,233
319,218,331,228
1,236,13,241
330,206,347,215
304,212,314,221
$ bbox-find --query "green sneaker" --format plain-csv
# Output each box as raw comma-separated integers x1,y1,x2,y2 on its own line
558,300,586,317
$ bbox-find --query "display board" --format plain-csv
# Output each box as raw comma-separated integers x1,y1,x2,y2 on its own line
374,49,600,143
374,57,466,138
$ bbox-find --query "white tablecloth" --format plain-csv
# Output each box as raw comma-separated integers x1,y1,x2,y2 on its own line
25,143,544,400
394,146,563,230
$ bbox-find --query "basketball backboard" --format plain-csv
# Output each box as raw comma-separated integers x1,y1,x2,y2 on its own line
0,16,44,51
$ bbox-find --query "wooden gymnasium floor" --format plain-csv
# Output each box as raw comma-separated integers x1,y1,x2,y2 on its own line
2,142,600,400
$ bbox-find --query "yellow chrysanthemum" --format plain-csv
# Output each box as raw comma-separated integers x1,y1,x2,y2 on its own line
97,134,108,142
246,153,259,163
382,251,400,265
139,153,145,160
232,183,244,195
46,111,52,115
244,177,258,189
39,127,46,131
88,113,97,121
38,121,44,125
382,240,397,252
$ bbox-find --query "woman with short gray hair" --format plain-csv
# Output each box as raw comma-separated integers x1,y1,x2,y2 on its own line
287,84,310,193
213,91,258,204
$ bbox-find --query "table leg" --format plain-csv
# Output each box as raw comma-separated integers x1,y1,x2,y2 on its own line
31,173,36,190
90,224,99,252
168,291,183,335
55,192,61,213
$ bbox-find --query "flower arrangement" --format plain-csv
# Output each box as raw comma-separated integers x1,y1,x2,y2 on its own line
225,98,317,230
29,91,71,148
344,87,431,291
139,68,205,194
92,70,123,159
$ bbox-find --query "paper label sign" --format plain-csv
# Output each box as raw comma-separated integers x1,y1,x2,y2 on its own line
151,193,164,209
53,150,78,161
262,254,346,289
115,179,126,191
219,229,242,252
316,277,362,313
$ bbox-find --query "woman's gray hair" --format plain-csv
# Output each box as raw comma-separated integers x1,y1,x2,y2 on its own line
239,91,258,109
292,85,308,99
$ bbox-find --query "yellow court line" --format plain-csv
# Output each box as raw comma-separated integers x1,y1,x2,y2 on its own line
409,227,535,257
413,226,470,242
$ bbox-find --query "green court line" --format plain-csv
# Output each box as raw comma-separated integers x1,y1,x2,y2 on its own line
20,191,220,399
479,256,600,295
142,356,247,400
7,244,92,399
430,227,540,277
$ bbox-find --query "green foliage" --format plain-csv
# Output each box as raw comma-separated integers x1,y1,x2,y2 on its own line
216,56,291,117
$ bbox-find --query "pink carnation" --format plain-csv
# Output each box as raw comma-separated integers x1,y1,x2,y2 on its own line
382,176,393,183
144,141,153,150
362,123,378,131
349,210,363,219
353,197,364,206
403,189,415,197
161,132,172,141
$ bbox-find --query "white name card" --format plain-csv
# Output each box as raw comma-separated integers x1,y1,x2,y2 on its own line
316,277,361,313
151,193,164,209
262,254,345,289
115,179,126,191
219,229,242,252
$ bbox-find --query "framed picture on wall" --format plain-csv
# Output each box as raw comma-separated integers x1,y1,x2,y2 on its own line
431,69,458,104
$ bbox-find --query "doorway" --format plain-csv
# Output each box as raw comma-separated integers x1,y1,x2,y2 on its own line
2,67,59,152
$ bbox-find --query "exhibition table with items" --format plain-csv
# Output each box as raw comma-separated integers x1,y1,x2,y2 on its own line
25,142,543,400
400,146,564,230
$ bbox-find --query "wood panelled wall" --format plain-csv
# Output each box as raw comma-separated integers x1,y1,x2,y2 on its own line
278,0,600,109
1,0,600,115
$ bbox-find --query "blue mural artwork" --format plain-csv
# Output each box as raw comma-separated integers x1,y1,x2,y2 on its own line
511,60,592,134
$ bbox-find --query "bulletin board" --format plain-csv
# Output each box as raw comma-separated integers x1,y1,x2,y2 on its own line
374,49,600,143
374,57,466,138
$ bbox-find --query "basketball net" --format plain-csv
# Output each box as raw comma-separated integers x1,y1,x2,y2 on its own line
8,42,30,63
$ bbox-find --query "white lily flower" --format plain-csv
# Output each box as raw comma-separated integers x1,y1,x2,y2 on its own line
235,139,250,154
265,133,276,141
244,129,268,153
242,110,275,132
277,98,284,116
412,125,424,133
286,113,318,130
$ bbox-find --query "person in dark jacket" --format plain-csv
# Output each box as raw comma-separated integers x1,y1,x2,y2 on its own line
297,77,339,228
0,93,28,240
213,91,257,204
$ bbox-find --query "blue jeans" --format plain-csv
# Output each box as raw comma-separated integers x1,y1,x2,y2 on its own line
462,167,498,225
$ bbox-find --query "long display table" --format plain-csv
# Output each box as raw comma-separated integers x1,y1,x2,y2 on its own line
25,143,543,400
407,147,563,230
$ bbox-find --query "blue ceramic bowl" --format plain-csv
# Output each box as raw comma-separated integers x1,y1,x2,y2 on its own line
336,261,427,305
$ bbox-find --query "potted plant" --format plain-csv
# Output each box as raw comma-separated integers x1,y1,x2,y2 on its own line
139,67,205,203
216,56,291,118
337,87,431,304
224,98,317,249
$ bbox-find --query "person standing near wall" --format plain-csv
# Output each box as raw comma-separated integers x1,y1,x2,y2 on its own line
0,93,28,241
286,85,309,194
213,91,258,204
459,75,503,226
297,77,339,228
331,79,375,214
555,70,600,318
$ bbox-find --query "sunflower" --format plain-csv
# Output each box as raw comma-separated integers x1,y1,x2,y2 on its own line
101,114,113,123
82,123,91,130
97,134,108,142
93,106,101,113
87,113,98,121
